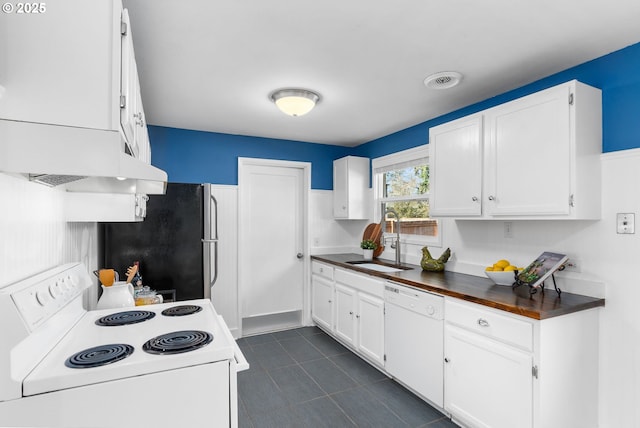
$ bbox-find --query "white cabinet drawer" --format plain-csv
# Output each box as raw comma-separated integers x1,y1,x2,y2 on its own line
311,261,334,281
335,268,384,298
445,298,533,351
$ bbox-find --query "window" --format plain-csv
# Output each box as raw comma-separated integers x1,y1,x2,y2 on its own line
373,145,441,246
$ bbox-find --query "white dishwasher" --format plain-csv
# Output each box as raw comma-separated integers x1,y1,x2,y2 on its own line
384,281,444,408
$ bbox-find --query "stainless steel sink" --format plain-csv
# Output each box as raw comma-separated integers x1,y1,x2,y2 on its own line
346,261,412,273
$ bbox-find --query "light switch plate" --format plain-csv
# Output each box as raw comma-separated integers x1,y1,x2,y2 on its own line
617,213,635,234
503,221,513,238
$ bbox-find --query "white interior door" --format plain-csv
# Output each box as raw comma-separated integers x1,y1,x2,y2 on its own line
239,159,308,333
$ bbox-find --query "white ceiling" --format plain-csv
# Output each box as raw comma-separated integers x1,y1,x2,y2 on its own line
124,0,640,147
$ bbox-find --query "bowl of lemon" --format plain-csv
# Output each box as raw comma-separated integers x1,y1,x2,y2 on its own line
485,259,522,286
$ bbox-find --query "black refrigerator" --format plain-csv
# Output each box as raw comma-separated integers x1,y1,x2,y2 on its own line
99,183,218,302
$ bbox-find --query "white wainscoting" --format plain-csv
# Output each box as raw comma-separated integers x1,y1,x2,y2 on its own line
209,185,240,337
0,173,98,304
309,189,371,255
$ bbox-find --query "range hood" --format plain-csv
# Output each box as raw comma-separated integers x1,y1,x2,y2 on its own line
0,119,167,194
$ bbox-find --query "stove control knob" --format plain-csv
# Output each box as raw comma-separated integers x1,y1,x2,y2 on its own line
49,281,62,299
67,274,78,287
36,289,51,306
66,276,77,293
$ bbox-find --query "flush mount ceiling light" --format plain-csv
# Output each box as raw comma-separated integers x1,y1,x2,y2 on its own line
270,88,320,117
423,71,463,90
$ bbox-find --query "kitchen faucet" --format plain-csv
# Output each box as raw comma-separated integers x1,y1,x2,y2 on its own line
385,208,401,265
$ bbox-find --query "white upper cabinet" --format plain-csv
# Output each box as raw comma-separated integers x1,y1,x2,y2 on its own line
0,0,150,164
120,8,150,162
485,83,573,216
429,115,483,216
333,156,370,219
120,7,139,157
0,0,121,131
64,193,148,222
429,80,602,219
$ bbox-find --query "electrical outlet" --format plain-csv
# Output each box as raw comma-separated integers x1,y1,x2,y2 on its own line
617,213,635,234
504,222,513,238
562,259,582,273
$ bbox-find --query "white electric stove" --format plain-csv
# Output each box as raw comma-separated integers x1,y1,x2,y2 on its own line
0,263,247,428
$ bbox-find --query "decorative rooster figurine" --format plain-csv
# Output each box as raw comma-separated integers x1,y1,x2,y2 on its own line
421,247,451,272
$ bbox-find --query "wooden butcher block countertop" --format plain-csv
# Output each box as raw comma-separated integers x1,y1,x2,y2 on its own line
311,254,605,320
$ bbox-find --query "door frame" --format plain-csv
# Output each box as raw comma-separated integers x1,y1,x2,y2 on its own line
237,157,312,333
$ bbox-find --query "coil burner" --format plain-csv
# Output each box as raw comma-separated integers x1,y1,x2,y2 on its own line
161,305,203,317
65,344,134,369
142,330,213,355
95,310,156,326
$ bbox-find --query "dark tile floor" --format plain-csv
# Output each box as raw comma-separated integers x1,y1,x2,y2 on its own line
236,326,457,428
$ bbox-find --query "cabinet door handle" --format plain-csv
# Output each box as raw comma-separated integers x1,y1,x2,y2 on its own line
356,314,360,319
477,318,490,327
349,311,353,315
444,357,450,363
488,195,495,201
328,300,332,303
471,196,478,202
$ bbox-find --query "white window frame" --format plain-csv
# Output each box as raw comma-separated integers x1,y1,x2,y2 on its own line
372,144,442,247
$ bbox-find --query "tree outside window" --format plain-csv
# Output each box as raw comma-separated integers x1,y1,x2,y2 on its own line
379,164,438,238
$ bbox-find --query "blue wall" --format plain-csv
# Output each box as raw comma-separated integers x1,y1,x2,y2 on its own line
353,42,640,159
149,127,351,190
150,42,640,188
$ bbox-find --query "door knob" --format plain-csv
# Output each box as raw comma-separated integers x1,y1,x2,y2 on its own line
296,253,304,259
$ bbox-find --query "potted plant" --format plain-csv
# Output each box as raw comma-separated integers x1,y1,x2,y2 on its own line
360,239,378,261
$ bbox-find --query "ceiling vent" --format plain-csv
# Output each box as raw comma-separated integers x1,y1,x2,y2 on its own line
424,71,463,90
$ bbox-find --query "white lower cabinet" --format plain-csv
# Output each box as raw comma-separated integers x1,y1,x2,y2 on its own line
334,283,357,345
445,323,533,428
311,275,334,332
335,284,357,347
312,264,385,367
444,298,599,428
332,268,385,366
310,262,600,428
334,283,385,366
311,262,335,332
354,291,385,364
